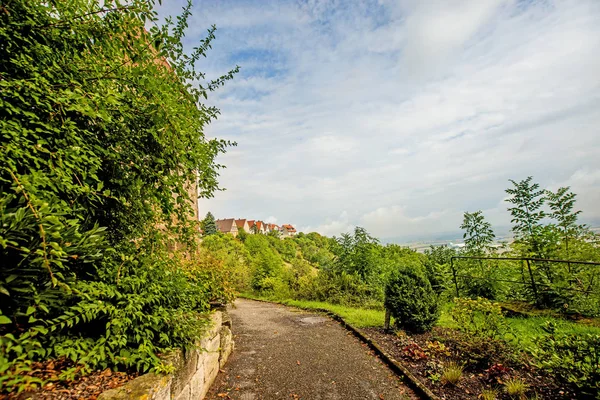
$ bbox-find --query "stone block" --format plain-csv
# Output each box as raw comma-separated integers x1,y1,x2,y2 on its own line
189,365,206,399
221,310,232,329
203,311,222,341
174,384,191,400
200,331,221,353
203,349,220,389
219,326,234,368
168,348,199,395
98,373,171,400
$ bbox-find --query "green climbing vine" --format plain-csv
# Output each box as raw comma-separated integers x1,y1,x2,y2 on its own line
0,0,238,393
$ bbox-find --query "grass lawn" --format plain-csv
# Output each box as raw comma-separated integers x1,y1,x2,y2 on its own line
505,315,600,349
239,293,386,328
239,293,600,350
437,301,600,350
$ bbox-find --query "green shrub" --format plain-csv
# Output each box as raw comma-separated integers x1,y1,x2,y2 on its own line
254,277,291,298
384,264,440,333
200,234,251,292
450,298,512,340
250,249,285,291
293,270,378,308
444,298,517,369
530,325,600,397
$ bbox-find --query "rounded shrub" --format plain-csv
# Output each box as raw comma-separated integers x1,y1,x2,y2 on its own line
385,263,440,333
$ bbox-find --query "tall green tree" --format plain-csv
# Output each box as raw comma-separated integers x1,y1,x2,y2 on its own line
460,210,496,255
201,212,218,235
333,227,381,283
424,245,456,266
546,187,583,260
459,211,498,299
423,245,455,295
505,177,546,257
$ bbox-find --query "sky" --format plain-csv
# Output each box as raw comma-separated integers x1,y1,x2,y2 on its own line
156,0,600,242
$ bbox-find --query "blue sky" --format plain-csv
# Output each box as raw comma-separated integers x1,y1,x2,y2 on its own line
156,0,600,241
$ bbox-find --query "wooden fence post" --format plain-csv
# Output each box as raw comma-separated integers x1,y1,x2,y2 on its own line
526,259,539,304
384,308,391,332
451,257,459,297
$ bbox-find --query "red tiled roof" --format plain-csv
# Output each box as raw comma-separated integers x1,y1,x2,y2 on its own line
282,224,296,232
235,219,247,229
215,218,237,233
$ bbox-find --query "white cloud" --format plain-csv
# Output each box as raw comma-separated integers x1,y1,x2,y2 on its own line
550,168,600,221
361,206,461,239
399,0,509,76
300,211,354,237
265,215,278,224
163,0,600,241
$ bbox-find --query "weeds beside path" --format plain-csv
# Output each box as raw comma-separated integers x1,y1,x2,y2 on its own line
240,293,387,328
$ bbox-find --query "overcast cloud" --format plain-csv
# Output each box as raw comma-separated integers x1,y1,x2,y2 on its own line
157,0,600,242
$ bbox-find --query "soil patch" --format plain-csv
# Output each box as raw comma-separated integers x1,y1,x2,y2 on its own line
362,327,576,400
1,359,138,400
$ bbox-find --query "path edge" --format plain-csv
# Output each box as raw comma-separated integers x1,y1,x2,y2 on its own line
238,296,440,400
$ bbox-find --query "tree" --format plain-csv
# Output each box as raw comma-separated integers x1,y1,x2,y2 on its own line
505,177,546,257
460,211,496,255
333,227,381,283
267,229,281,239
423,245,456,295
200,234,251,292
237,228,248,242
459,211,498,299
506,178,564,305
424,245,456,266
201,212,218,235
546,187,583,260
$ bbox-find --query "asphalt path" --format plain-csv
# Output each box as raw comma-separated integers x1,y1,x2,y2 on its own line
205,299,418,400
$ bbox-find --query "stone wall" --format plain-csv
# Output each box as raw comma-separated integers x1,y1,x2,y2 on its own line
98,310,234,400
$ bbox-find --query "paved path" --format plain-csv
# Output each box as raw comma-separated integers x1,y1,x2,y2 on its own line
206,299,418,400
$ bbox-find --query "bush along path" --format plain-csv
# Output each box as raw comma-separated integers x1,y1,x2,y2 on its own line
205,299,418,400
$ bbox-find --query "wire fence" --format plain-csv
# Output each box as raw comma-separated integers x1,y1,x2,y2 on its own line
449,256,600,312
